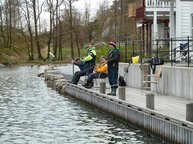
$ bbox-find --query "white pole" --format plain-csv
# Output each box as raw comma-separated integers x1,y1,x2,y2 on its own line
170,2,176,60
153,11,158,49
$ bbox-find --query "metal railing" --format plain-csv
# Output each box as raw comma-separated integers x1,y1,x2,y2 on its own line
136,0,176,22
119,37,193,67
146,0,171,8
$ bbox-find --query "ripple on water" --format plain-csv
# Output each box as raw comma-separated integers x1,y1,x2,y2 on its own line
0,66,165,144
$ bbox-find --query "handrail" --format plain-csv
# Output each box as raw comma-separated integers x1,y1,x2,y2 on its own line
118,37,193,67
145,0,173,8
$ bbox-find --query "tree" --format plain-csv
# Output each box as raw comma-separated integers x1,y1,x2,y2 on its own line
45,0,54,59
57,8,63,60
46,0,64,60
0,4,7,48
95,0,110,41
32,0,44,59
72,11,81,57
64,0,78,59
53,0,64,59
19,0,34,60
0,0,21,49
83,2,91,43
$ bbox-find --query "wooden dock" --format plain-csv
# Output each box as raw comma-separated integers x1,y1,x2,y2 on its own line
121,87,192,121
44,69,193,144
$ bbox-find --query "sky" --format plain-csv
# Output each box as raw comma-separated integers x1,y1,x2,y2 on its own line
39,0,114,30
41,0,113,22
73,0,113,16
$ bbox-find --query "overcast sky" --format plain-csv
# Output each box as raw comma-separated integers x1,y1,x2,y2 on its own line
41,0,113,21
40,0,114,30
74,0,113,15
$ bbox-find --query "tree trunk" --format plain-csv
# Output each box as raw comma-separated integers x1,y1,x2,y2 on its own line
73,27,80,57
69,0,74,59
25,0,34,60
8,0,12,48
0,7,7,48
33,0,43,59
58,10,62,60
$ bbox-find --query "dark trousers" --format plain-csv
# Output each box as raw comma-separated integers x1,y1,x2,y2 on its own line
108,68,118,88
87,73,107,83
71,69,93,84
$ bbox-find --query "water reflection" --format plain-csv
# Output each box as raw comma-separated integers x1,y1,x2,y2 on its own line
0,66,165,144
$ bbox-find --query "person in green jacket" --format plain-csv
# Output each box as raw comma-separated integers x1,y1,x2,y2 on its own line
107,41,120,96
70,43,96,85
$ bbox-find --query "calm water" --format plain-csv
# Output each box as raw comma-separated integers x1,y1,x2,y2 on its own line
0,66,165,144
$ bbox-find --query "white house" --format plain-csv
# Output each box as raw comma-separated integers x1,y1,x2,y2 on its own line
133,0,173,55
133,0,193,59
163,0,193,59
174,0,193,39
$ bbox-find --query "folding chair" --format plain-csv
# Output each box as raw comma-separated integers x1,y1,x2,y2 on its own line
93,73,108,89
143,67,163,95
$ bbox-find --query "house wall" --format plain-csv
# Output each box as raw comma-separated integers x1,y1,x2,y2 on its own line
181,2,192,37
175,0,193,60
190,3,193,38
176,0,193,38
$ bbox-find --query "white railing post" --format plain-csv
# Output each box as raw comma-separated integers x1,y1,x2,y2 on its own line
145,0,172,8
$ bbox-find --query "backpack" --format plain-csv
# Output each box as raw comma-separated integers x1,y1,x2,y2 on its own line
150,57,164,65
118,76,126,86
150,57,164,74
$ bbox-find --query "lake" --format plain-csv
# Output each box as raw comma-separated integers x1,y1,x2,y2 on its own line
0,65,165,144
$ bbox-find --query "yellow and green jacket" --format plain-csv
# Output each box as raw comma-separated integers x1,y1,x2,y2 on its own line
82,47,96,70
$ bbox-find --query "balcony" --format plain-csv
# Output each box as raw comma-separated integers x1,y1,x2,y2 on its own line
146,0,170,8
136,0,176,23
136,6,145,22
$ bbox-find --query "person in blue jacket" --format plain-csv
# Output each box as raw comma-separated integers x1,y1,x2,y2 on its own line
70,43,96,85
73,58,84,71
107,41,120,96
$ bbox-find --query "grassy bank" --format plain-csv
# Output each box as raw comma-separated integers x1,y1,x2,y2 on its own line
0,44,138,66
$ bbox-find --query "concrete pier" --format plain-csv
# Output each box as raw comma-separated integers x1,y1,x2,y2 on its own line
186,103,193,122
44,70,193,144
146,93,154,110
119,87,125,100
99,81,106,94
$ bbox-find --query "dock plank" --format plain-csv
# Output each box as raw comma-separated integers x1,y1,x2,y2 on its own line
113,87,193,121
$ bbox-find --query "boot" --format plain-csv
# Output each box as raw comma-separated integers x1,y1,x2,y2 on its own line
111,87,117,96
83,82,93,89
107,87,114,95
82,82,89,87
107,87,117,96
